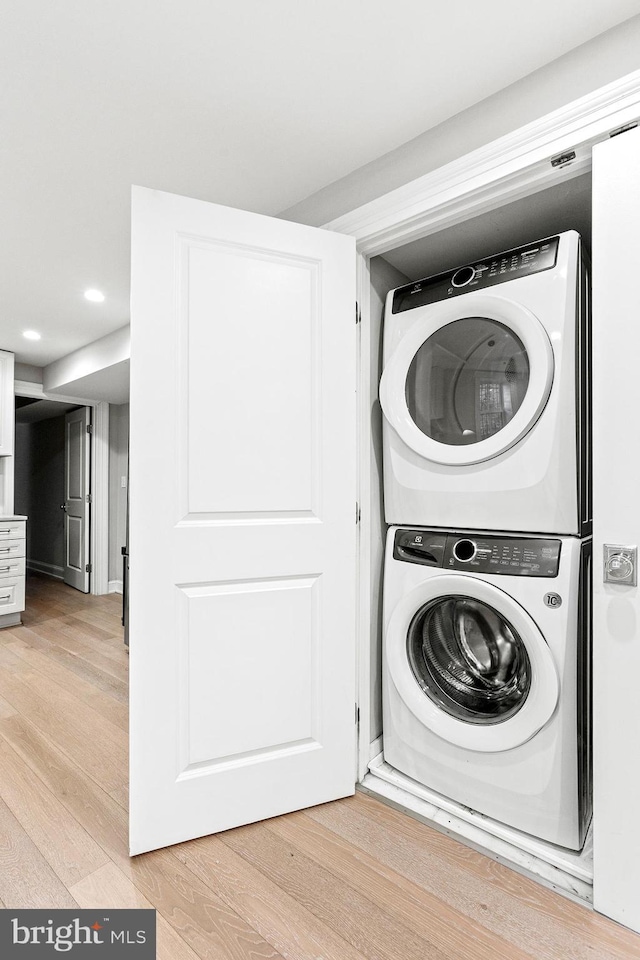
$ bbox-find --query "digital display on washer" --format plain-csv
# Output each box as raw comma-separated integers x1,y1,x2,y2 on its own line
394,529,562,577
391,236,560,314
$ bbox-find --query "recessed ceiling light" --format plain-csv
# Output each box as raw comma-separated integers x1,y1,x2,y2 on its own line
23,330,41,340
84,288,105,302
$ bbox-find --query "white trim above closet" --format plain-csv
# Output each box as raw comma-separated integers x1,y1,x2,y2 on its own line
325,70,640,254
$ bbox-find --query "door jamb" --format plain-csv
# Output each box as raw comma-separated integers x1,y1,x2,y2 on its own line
14,381,109,596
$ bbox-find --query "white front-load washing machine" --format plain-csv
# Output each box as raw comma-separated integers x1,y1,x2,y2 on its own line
380,231,590,535
382,526,592,850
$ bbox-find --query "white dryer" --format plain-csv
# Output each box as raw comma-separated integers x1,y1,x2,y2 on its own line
382,526,592,850
380,232,590,535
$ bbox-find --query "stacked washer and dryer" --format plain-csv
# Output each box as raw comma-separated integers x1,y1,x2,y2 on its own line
379,231,592,851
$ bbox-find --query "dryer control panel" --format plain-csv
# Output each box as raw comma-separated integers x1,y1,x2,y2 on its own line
391,235,560,313
393,529,562,578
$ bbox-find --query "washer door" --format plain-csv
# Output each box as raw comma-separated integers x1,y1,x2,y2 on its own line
385,575,559,752
380,294,554,465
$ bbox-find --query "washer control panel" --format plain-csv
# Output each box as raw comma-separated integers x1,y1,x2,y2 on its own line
391,235,560,314
394,529,562,578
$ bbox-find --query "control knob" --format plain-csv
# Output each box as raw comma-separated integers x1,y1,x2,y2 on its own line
451,265,476,288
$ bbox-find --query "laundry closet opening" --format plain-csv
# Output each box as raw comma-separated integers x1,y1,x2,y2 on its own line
361,170,593,899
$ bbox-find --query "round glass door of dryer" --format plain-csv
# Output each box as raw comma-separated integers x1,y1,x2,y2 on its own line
406,595,531,724
405,318,530,446
379,294,554,466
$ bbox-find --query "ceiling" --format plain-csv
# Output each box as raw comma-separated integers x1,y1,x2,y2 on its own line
2,1,638,368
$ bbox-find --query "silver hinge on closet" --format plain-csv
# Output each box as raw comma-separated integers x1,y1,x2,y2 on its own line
86,424,93,434
85,563,92,573
355,503,361,524
355,704,360,725
355,302,361,325
86,494,92,503
550,150,576,168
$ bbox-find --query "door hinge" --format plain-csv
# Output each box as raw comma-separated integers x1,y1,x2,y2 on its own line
86,424,93,434
355,502,361,524
85,563,92,573
610,121,638,138
550,150,576,169
355,301,361,325
86,493,92,503
355,704,360,725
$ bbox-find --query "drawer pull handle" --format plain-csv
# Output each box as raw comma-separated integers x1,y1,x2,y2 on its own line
0,566,12,571
0,548,12,553
0,594,11,601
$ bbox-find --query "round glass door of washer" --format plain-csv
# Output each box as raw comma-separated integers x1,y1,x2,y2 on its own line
406,594,531,724
379,295,554,466
384,574,559,752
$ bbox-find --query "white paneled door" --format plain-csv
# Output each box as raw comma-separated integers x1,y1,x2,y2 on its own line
592,127,640,934
129,187,357,855
63,406,91,593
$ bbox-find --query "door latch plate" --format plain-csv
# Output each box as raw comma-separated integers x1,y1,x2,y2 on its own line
603,544,637,586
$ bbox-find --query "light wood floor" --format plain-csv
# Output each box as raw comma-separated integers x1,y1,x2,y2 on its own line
0,575,638,959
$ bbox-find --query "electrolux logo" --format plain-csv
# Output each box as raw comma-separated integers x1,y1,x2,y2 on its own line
1,909,155,957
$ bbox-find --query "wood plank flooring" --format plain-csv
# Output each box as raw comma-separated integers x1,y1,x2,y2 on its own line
0,574,639,958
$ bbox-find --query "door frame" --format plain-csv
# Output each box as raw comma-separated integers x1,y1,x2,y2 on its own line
14,381,109,596
319,69,640,924
329,67,640,784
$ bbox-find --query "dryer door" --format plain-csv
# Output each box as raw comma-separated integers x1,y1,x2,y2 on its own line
385,574,559,752
380,294,554,465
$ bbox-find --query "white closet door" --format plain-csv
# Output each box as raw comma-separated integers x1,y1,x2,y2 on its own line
592,127,640,933
129,187,356,855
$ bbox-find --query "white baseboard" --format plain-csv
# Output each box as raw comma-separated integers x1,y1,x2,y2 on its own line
109,579,123,595
27,560,64,580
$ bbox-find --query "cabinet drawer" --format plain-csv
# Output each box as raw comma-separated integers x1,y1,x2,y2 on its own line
0,577,25,615
0,558,25,578
0,540,25,560
0,521,25,540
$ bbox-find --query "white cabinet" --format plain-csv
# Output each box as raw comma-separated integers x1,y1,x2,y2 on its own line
0,517,27,626
0,351,14,457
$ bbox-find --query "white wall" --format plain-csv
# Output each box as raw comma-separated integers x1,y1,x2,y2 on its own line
108,403,129,589
14,362,43,384
281,15,640,227
44,326,130,404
